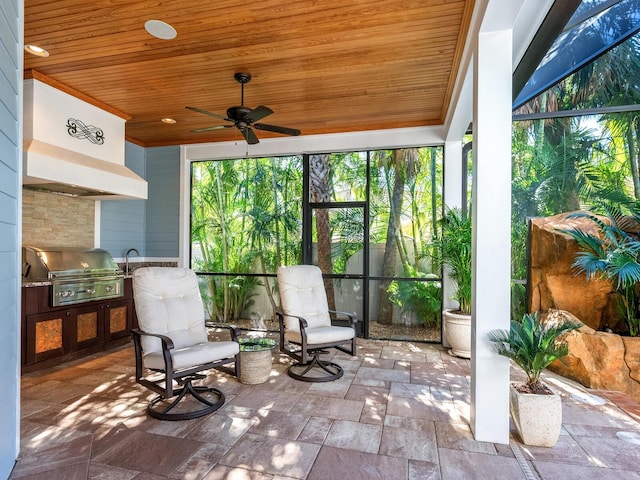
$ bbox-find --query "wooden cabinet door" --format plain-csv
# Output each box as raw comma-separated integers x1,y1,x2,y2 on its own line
72,304,104,351
25,310,72,364
103,298,131,341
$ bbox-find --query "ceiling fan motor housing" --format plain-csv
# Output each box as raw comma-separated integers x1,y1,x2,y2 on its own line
227,105,253,122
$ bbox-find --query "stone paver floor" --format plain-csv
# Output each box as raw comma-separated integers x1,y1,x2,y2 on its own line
10,336,640,479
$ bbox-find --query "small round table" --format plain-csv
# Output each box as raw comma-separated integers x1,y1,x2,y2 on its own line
238,337,278,384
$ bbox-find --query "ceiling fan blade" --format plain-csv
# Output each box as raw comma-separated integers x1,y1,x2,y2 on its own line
192,125,233,133
245,105,273,122
253,123,301,136
241,127,260,145
186,106,232,122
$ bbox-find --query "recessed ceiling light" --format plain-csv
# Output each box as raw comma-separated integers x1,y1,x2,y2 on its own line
144,20,177,40
25,44,49,57
161,118,176,124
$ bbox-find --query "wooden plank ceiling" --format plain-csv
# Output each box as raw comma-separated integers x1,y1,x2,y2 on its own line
24,0,475,147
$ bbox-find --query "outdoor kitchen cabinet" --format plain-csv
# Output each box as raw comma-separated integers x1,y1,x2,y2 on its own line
21,278,134,373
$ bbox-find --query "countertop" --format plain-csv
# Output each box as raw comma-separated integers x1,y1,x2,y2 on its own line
23,276,133,287
22,281,51,287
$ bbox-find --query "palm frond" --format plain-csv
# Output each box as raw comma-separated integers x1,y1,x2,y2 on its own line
488,312,580,388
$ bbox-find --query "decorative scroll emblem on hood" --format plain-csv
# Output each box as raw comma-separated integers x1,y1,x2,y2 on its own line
67,118,105,145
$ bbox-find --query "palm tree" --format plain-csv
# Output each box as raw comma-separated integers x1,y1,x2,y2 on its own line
191,160,239,321
309,153,337,311
568,35,640,199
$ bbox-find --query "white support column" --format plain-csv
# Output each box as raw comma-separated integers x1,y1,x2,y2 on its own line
470,28,512,444
442,140,463,315
444,140,464,210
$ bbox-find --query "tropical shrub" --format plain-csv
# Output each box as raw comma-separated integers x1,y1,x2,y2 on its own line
561,202,640,336
431,207,472,314
387,266,441,327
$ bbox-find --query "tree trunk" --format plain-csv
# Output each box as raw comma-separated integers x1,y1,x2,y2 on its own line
430,148,438,272
214,164,230,322
377,150,406,325
309,154,337,311
271,159,283,266
629,121,640,200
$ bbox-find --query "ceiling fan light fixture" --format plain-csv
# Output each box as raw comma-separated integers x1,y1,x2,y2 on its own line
161,117,176,124
144,20,177,40
25,44,49,57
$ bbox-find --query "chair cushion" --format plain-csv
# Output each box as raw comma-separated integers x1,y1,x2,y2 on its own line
277,265,332,332
133,267,208,354
285,325,355,345
144,340,240,370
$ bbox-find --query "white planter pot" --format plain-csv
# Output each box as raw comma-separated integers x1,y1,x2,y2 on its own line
509,383,562,447
443,309,471,358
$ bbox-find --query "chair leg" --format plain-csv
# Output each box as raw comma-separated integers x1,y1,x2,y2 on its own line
146,374,225,421
287,350,344,382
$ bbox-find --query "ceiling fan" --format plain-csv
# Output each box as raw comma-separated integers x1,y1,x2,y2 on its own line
186,72,301,145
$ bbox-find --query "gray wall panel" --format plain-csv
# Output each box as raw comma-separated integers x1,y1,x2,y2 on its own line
100,142,146,257
0,0,21,476
100,145,180,259
145,146,180,257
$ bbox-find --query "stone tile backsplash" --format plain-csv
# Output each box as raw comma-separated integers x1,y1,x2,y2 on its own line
22,189,95,247
116,262,178,276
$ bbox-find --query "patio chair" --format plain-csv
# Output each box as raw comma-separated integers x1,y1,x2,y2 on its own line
132,267,239,420
276,265,357,382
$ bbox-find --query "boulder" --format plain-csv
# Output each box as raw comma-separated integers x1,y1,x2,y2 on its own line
549,324,640,402
623,336,640,385
528,213,621,331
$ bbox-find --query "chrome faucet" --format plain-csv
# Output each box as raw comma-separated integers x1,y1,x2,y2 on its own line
125,248,140,277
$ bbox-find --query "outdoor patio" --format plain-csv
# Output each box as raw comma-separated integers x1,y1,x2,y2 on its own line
11,337,640,480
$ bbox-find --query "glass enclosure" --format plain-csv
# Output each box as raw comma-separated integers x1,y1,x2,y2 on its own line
511,30,640,319
190,147,444,342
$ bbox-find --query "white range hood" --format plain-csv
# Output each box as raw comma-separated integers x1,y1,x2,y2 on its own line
23,78,148,200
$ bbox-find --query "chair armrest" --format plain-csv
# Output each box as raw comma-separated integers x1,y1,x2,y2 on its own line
131,328,175,373
329,310,358,326
205,322,240,342
276,311,309,329
131,328,175,350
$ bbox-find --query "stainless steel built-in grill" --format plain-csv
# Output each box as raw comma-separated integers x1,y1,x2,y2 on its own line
23,246,124,306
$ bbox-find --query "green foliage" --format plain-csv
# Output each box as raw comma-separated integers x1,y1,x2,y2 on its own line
431,208,472,314
510,282,527,321
238,337,277,352
191,156,303,320
562,202,640,336
198,274,262,322
387,266,441,327
228,275,262,321
488,312,580,392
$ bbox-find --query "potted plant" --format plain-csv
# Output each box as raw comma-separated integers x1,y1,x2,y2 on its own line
432,207,472,357
488,312,579,447
561,202,640,336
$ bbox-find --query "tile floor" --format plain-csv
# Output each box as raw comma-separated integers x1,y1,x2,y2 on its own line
10,337,640,479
